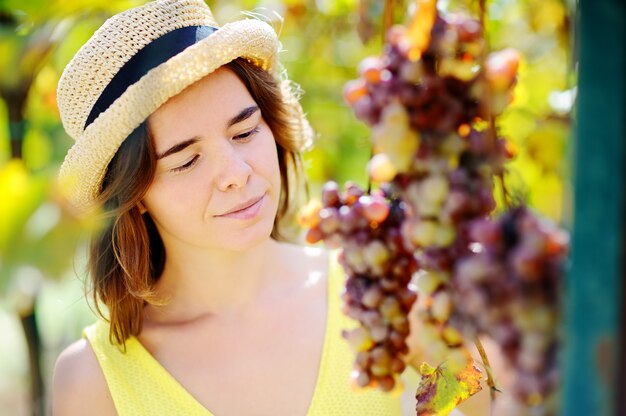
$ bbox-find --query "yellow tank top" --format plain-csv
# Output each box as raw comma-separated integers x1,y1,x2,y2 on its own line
84,251,403,415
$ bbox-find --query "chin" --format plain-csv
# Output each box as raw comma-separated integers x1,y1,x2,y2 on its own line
214,216,276,252
206,193,280,252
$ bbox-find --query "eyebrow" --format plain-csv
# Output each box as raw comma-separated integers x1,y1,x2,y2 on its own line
156,106,260,160
157,137,199,160
227,106,259,128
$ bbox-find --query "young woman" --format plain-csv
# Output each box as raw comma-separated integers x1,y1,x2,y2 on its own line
51,1,428,415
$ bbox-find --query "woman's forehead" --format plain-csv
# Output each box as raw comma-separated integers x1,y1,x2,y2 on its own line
148,67,256,141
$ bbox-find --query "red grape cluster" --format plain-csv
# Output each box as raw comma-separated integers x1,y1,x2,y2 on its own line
344,14,485,138
344,9,516,365
302,182,419,391
454,207,568,413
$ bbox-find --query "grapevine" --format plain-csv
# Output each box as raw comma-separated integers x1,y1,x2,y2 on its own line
300,0,569,414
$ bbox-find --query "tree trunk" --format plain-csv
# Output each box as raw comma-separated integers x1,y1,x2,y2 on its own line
19,299,45,416
3,85,43,415
2,87,28,159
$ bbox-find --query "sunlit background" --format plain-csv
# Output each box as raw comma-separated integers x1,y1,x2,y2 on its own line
0,0,573,414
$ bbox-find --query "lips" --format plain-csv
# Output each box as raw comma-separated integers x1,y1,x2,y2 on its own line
216,193,266,219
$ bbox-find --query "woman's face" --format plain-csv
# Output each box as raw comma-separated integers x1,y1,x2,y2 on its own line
142,67,281,253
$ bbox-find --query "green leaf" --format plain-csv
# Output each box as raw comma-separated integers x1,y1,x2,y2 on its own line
414,359,482,416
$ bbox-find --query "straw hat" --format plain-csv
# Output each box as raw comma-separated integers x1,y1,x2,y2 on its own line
57,0,312,209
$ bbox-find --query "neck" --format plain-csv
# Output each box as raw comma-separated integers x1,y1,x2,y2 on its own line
146,238,286,323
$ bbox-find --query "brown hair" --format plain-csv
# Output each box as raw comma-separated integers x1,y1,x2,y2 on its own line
89,58,309,346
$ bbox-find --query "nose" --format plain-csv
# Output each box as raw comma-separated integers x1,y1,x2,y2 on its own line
214,144,252,192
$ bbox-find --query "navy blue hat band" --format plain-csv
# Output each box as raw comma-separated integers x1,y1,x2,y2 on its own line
84,25,217,129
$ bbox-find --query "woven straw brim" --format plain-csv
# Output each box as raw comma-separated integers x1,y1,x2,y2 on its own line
59,20,280,210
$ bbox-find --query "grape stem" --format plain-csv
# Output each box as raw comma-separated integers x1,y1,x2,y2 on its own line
368,0,395,195
478,0,487,39
474,336,500,414
498,171,512,208
476,0,497,152
477,0,512,210
383,0,395,44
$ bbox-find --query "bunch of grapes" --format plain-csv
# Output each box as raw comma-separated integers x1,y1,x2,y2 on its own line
453,207,567,413
344,14,486,139
343,8,518,367
301,182,419,391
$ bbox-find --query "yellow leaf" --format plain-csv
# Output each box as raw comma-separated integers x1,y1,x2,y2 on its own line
0,160,47,252
415,355,483,415
406,0,437,61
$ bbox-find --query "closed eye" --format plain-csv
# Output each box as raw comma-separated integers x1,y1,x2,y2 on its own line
234,127,260,142
172,154,199,172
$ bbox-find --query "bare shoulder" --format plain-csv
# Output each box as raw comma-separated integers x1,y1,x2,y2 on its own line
302,244,331,271
278,242,331,276
52,338,116,416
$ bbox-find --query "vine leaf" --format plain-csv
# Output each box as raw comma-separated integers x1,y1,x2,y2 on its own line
405,0,437,61
415,359,483,416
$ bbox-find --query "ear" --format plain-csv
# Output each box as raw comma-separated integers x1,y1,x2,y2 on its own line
137,201,148,215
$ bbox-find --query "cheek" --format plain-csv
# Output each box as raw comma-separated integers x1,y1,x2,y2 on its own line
267,147,282,199
142,178,202,225
240,126,276,178
266,142,280,179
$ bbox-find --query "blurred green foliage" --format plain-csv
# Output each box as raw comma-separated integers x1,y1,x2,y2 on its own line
0,0,151,299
